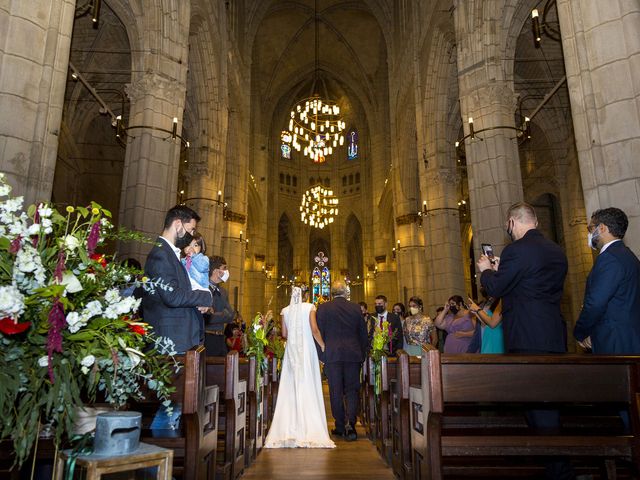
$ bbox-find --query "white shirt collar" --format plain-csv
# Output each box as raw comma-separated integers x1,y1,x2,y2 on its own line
159,236,181,260
600,238,621,254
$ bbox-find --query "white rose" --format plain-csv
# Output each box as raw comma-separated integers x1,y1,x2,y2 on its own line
38,356,49,367
80,355,95,367
63,235,81,252
83,300,102,318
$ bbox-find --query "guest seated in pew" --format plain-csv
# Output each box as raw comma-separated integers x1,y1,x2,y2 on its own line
402,296,437,355
434,295,475,353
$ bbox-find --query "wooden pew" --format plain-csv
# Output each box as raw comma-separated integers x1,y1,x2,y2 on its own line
238,356,268,467
139,345,220,480
375,355,399,462
410,350,640,479
206,351,247,480
390,350,422,480
265,356,279,432
360,357,376,440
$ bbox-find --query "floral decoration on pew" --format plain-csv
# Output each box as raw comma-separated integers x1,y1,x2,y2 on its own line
0,174,180,468
370,319,392,395
246,308,282,391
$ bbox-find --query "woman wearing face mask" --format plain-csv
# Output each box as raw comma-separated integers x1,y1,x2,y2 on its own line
402,296,437,355
434,295,476,353
392,302,407,320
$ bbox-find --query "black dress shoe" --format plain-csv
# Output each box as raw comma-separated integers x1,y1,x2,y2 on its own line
344,424,357,442
331,428,344,436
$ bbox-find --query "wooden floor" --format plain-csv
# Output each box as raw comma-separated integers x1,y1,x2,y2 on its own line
240,383,395,479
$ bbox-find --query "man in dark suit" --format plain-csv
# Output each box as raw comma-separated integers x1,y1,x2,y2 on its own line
575,207,640,353
478,202,571,480
142,205,212,354
317,281,369,441
205,255,235,356
373,295,404,356
477,202,568,354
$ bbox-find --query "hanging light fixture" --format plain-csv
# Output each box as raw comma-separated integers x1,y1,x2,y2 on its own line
284,0,345,163
299,185,339,229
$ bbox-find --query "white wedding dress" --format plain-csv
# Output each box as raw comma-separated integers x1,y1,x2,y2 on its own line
264,288,335,448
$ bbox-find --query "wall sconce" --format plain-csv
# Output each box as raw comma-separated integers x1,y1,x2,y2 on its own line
455,116,531,148
117,116,190,149
531,1,561,48
179,190,227,210
392,247,396,260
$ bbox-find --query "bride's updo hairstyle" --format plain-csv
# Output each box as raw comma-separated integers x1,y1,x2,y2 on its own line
331,281,350,298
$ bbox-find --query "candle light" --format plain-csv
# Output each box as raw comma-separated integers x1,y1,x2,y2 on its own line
172,117,178,139
239,230,243,241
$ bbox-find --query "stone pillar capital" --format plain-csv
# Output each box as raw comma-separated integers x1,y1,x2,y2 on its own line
125,72,186,104
425,168,460,187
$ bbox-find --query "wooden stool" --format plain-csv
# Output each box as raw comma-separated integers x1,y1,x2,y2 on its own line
55,442,173,480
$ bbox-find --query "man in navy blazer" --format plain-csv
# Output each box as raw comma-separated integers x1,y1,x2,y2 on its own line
478,202,568,353
317,281,369,441
574,208,640,354
142,205,212,354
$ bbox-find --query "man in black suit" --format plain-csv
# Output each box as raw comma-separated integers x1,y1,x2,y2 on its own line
142,205,212,354
477,202,568,354
575,207,640,353
317,281,369,441
478,202,571,480
373,295,404,356
205,255,235,356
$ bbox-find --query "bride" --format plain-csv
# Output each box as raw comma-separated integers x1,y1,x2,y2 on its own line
264,286,335,448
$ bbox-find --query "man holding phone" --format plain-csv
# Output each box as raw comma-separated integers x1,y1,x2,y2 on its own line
477,203,568,353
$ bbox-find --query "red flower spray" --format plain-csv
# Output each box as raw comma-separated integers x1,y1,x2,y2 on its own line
46,300,66,382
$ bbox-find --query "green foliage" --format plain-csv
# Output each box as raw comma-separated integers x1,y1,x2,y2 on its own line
0,174,179,467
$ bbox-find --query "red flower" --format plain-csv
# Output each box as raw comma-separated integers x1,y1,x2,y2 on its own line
90,253,107,268
87,222,100,255
0,317,31,335
9,236,22,254
128,324,146,335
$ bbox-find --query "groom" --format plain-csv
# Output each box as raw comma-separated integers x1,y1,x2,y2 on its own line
316,281,369,441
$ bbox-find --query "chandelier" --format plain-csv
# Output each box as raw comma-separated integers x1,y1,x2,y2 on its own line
287,97,345,163
300,185,339,229
283,0,344,164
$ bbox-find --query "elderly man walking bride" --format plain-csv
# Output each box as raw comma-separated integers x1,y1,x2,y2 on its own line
264,281,369,447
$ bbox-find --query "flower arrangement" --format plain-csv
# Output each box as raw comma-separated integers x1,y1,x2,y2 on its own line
0,174,180,467
370,319,391,395
245,310,274,388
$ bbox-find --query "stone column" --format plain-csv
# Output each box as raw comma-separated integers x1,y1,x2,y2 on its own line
422,168,465,311
119,72,187,259
458,84,524,257
0,0,76,205
557,0,640,255
184,135,226,254
395,217,427,305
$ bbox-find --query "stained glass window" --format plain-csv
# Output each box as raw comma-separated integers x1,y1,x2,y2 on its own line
281,143,291,159
312,251,330,304
347,130,358,160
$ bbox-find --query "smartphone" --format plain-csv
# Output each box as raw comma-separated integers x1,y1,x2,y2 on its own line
481,243,494,259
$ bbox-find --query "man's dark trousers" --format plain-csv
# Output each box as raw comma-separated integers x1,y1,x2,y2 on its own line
324,361,361,432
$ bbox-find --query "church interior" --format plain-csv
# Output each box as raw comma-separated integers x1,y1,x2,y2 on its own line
3,0,640,332
2,0,640,477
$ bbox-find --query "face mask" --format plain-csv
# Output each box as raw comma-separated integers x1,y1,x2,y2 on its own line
220,270,230,283
449,305,459,315
506,219,515,242
175,229,193,250
409,307,420,316
375,305,385,315
587,226,600,250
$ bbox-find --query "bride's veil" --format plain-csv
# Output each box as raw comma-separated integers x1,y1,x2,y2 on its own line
286,286,305,379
